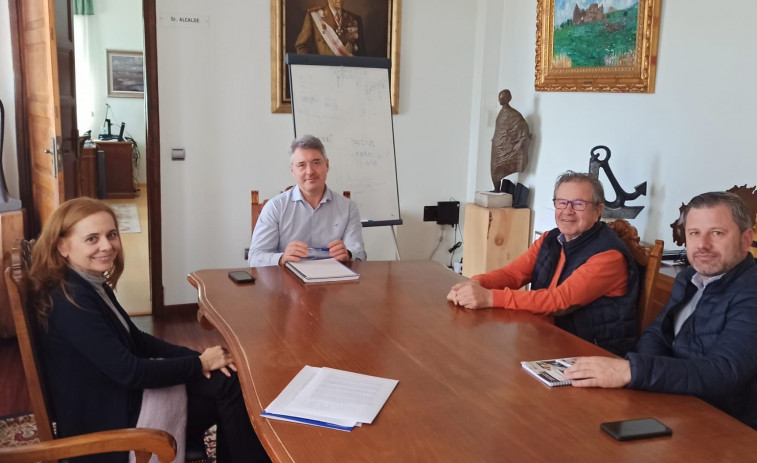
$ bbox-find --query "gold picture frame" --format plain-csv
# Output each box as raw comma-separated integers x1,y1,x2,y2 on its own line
535,0,661,93
271,0,402,113
106,50,144,98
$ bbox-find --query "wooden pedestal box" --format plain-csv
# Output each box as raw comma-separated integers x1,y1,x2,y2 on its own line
462,204,531,278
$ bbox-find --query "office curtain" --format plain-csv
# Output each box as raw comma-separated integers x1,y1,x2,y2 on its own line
73,0,94,16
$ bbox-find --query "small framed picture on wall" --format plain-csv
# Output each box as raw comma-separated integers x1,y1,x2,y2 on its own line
107,50,144,98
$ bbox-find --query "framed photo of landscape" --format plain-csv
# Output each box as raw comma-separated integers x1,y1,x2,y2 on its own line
107,50,144,98
535,0,661,93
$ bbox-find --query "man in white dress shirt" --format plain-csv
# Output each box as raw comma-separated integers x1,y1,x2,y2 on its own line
248,135,366,267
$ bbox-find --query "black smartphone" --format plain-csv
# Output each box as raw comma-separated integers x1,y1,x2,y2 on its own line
600,418,672,441
228,271,255,284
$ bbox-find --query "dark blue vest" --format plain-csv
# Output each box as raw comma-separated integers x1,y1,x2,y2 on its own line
532,221,639,355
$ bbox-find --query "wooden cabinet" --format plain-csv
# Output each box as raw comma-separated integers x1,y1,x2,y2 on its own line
78,141,137,199
79,146,97,198
94,141,137,199
462,204,531,278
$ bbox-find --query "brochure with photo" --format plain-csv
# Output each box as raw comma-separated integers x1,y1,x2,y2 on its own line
520,357,576,387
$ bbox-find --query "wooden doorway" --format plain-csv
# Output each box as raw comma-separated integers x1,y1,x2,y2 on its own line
9,0,165,314
15,0,67,229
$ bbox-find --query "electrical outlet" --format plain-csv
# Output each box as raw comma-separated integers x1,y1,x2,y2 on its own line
423,206,438,222
171,148,185,160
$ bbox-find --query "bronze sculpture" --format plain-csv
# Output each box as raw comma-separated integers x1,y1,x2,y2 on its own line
490,90,531,192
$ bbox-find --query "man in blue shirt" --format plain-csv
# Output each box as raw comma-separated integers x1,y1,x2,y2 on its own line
564,191,757,429
248,135,366,267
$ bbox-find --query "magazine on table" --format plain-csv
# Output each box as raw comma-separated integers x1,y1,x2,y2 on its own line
520,357,576,387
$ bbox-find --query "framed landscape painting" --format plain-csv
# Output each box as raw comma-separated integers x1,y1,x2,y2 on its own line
107,50,144,98
535,0,661,93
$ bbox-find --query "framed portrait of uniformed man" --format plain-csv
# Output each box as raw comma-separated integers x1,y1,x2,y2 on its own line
271,0,402,113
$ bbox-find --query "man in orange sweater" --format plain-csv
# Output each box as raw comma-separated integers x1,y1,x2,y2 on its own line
447,171,639,355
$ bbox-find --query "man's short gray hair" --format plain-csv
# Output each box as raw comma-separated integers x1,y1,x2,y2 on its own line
289,134,327,163
553,171,605,205
683,191,754,233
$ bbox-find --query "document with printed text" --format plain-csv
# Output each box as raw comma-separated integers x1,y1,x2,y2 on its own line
262,366,398,431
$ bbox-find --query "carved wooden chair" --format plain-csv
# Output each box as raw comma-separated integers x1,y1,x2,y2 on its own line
0,239,177,463
607,220,666,335
251,188,351,235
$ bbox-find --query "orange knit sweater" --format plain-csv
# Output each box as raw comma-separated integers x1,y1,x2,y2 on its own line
471,233,628,315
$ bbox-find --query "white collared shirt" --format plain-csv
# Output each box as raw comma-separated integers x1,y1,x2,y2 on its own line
248,185,366,267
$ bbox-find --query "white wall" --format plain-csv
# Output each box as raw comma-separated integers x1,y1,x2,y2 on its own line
0,0,20,198
474,0,757,249
156,0,476,304
3,0,756,306
75,0,147,183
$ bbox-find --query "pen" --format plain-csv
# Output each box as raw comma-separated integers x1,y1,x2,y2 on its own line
308,247,329,252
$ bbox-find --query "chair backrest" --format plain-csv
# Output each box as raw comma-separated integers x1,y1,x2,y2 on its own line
606,219,665,335
251,188,352,236
4,239,179,463
6,239,56,442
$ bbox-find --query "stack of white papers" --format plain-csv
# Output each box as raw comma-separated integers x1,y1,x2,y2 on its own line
262,366,399,431
285,258,360,283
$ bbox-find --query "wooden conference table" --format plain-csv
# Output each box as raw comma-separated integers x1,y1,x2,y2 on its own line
188,261,757,462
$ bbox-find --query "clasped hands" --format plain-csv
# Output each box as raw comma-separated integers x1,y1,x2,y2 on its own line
279,240,350,265
199,346,236,379
447,280,494,309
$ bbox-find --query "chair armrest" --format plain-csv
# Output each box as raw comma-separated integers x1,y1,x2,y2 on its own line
0,428,177,463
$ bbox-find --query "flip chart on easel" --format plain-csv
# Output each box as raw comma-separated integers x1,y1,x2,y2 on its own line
287,54,402,227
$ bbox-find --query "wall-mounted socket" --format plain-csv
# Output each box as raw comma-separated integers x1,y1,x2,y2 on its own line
171,148,185,161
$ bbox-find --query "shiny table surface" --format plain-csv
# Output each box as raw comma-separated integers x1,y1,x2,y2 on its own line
188,261,757,462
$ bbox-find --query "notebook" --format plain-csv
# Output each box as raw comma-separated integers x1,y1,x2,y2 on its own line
285,258,360,283
520,357,576,387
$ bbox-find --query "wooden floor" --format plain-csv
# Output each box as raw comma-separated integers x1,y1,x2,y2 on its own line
0,308,222,417
105,184,151,316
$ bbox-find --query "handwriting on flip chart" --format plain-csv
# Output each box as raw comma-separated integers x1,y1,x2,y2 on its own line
290,63,401,225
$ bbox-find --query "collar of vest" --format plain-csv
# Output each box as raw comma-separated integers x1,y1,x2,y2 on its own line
547,220,605,253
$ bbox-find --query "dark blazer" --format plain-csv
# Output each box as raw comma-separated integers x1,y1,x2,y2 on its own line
627,256,757,429
38,269,203,462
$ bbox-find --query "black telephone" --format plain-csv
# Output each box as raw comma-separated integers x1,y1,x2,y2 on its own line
228,271,255,284
601,418,672,441
98,119,126,141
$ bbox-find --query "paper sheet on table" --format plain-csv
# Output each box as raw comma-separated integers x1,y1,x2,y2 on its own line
264,366,358,427
286,367,398,424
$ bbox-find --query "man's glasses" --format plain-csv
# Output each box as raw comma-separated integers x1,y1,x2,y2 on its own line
553,199,593,211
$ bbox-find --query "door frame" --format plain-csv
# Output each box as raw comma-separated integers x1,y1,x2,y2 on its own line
9,0,166,314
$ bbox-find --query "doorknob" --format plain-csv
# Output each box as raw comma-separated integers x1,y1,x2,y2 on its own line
44,137,58,178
